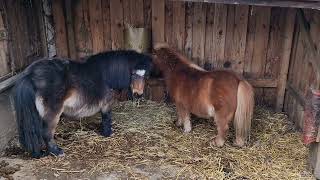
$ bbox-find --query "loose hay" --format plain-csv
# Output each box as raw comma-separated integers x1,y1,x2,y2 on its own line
5,100,314,179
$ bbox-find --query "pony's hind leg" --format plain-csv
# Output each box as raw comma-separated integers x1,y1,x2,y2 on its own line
212,112,233,147
176,105,191,133
100,99,114,137
42,105,64,156
101,110,112,137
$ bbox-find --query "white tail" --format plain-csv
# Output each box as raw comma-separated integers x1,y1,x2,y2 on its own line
234,80,255,147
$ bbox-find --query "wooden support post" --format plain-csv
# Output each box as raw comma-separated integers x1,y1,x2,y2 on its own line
297,9,320,88
297,9,320,179
275,9,296,111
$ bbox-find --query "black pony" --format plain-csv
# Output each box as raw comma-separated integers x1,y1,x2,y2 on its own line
13,50,152,158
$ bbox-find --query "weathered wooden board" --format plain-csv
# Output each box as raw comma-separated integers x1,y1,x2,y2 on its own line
89,0,104,53
212,4,227,68
152,0,165,44
52,0,68,58
172,1,185,51
0,10,9,77
102,0,112,50
192,3,206,66
110,0,124,50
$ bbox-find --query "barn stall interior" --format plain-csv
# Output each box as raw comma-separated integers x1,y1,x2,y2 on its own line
0,0,320,179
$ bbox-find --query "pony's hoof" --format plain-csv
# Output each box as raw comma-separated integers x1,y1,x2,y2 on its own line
175,120,182,127
48,146,65,157
211,137,225,147
31,151,48,158
183,127,191,133
101,129,113,137
233,139,245,147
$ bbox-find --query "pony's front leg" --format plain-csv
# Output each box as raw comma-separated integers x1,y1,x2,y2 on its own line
176,105,191,133
42,108,64,156
100,110,113,137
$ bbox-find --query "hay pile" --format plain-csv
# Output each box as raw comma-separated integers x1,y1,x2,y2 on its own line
6,100,314,179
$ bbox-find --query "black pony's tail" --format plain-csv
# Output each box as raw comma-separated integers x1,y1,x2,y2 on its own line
13,75,45,158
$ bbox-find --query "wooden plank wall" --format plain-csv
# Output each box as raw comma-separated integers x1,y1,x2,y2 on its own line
52,0,297,108
284,9,320,129
0,0,46,78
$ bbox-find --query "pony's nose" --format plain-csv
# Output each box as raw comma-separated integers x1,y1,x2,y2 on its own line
133,92,143,99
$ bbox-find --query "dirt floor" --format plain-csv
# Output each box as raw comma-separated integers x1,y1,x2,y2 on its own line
0,100,316,180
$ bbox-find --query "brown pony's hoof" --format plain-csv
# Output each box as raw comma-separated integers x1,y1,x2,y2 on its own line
175,120,182,127
211,137,225,147
233,139,245,147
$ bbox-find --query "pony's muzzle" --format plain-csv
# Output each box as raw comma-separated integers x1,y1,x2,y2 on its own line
131,75,145,97
133,93,143,99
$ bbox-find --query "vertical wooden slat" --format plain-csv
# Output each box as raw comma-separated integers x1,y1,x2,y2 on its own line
144,0,152,29
89,0,104,53
34,0,48,57
264,8,282,107
0,10,9,76
131,0,144,27
275,9,296,111
251,7,271,78
102,0,111,50
244,6,256,78
74,0,93,58
110,0,124,50
52,0,68,57
165,0,173,45
184,2,193,58
82,0,92,55
212,4,227,68
232,5,249,73
285,16,300,118
252,7,271,104
152,0,165,44
204,4,215,69
74,0,84,58
65,0,77,58
192,3,206,66
172,1,185,51
123,0,131,25
224,5,235,69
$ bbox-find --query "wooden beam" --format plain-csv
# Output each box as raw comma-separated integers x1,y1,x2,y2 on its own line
275,9,296,112
149,78,277,88
173,0,320,10
0,72,27,93
247,78,277,88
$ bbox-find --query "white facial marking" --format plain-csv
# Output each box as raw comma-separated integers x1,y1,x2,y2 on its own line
35,96,45,117
135,69,146,76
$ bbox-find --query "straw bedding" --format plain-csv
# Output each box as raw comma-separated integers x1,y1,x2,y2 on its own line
4,100,314,179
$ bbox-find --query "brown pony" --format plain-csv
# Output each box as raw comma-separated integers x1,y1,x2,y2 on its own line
152,44,254,147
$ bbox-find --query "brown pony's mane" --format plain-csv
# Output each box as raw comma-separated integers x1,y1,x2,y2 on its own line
153,43,205,72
